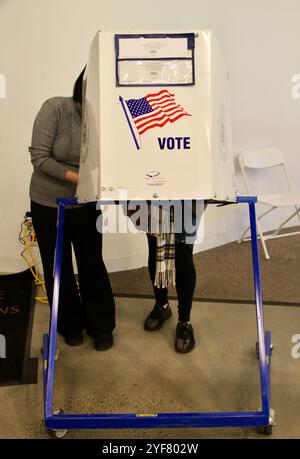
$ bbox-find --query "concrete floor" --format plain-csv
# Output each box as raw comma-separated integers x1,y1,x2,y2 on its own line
1,298,300,439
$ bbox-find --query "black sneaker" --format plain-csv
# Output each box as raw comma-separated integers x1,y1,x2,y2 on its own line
144,303,172,331
94,333,113,351
65,331,84,347
175,322,195,353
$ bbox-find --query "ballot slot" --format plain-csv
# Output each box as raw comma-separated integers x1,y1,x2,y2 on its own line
115,33,195,86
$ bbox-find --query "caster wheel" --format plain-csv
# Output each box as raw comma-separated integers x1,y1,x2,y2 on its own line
46,409,67,439
48,428,68,439
257,424,274,436
262,425,273,435
258,409,275,436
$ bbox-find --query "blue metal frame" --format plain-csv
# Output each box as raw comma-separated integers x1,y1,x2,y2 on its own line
43,196,272,431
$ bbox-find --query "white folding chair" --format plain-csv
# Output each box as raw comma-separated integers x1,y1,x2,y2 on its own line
238,148,300,259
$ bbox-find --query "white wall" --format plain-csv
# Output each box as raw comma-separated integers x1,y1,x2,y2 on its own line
0,0,300,272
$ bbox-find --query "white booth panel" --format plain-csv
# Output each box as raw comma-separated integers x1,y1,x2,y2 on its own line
77,30,237,203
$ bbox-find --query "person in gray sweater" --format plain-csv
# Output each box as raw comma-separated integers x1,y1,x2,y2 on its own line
29,69,115,351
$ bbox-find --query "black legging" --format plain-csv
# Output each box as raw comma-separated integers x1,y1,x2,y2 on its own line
31,201,115,337
147,234,196,322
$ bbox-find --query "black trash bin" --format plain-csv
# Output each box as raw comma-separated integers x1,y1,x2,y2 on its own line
0,267,38,386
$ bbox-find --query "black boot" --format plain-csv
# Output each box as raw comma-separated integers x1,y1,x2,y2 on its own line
144,303,172,331
175,322,195,353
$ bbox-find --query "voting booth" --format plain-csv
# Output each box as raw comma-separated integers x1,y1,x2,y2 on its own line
77,30,237,203
42,30,274,438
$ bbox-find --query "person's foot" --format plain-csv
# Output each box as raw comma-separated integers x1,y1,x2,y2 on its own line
64,331,84,347
175,322,195,353
94,333,113,351
144,303,172,331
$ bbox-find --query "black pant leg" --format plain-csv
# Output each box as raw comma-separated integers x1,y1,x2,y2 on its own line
30,201,84,336
146,234,168,306
71,205,115,336
175,241,196,322
30,201,57,308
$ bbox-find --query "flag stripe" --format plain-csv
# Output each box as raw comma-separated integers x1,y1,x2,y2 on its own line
154,102,178,111
144,89,174,99
150,101,177,110
135,113,170,129
139,113,190,135
135,107,185,127
136,109,189,130
163,107,185,115
135,108,181,126
146,95,174,104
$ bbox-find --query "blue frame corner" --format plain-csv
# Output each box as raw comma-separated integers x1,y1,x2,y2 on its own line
42,196,272,431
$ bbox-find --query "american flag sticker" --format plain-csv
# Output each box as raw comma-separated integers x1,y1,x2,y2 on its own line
119,90,191,150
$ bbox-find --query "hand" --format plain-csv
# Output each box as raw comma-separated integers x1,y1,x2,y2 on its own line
64,170,79,185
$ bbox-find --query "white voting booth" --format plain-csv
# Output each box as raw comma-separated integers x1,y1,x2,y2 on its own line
44,31,274,437
77,30,237,203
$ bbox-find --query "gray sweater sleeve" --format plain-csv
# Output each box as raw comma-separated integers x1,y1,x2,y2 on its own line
28,99,69,181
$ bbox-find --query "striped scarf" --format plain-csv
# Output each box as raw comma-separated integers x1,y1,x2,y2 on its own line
151,206,176,289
